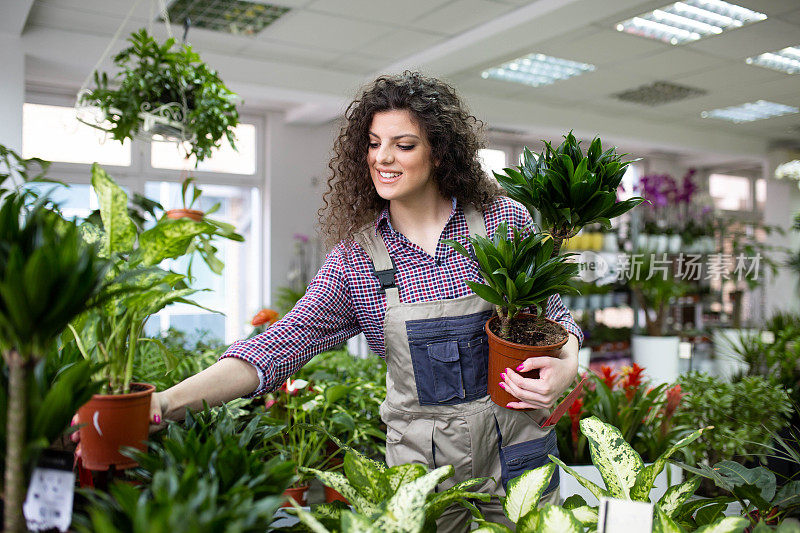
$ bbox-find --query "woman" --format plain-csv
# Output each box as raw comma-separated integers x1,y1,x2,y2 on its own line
152,72,581,530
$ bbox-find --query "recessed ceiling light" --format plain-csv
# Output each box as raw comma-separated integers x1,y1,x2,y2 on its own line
165,0,290,36
746,46,800,74
701,100,798,123
481,53,595,87
615,0,766,45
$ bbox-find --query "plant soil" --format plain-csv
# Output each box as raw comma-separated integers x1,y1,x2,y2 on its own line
489,315,568,346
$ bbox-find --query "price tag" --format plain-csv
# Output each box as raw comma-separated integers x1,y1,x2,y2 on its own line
761,331,775,344
597,497,653,533
23,450,75,532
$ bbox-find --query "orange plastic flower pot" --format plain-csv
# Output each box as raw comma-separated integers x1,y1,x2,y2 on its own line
282,485,309,507
486,314,568,409
165,208,204,222
324,485,349,504
77,383,155,471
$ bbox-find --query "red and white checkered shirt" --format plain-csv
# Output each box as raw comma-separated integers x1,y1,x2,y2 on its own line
222,196,583,396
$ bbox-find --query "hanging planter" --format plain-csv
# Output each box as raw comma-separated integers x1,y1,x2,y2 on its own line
76,27,239,163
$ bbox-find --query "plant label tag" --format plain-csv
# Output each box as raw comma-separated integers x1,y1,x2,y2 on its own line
597,497,653,533
761,331,775,344
23,450,75,532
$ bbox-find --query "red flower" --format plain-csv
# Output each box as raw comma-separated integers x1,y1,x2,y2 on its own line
251,308,279,327
568,398,583,444
279,378,309,396
619,364,645,401
599,365,617,390
664,384,683,419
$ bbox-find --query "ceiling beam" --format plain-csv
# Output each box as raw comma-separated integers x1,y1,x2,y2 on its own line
0,0,35,36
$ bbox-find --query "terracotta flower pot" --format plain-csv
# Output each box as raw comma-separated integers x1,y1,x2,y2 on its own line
166,208,204,221
282,485,309,507
77,383,155,471
486,315,568,409
324,485,349,504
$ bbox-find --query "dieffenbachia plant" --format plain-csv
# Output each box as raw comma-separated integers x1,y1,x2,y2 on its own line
288,431,491,533
494,132,645,257
473,417,750,533
445,222,578,339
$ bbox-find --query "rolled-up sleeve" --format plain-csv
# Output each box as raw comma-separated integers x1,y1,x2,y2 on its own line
545,294,583,348
219,247,360,397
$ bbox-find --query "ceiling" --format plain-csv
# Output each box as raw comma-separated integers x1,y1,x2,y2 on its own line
16,0,800,168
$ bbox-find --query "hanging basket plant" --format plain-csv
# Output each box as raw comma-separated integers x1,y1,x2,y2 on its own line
76,28,240,163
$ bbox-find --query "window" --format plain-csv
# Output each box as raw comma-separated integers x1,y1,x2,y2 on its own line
151,123,257,174
709,174,751,211
22,103,132,166
478,148,508,178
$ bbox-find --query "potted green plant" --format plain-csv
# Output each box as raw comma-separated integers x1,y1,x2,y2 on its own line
78,28,239,163
446,223,579,407
0,192,112,532
68,164,221,470
166,176,204,221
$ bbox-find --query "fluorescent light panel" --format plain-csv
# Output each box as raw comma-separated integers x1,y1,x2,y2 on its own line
615,0,766,45
481,53,595,87
701,100,798,123
746,46,800,74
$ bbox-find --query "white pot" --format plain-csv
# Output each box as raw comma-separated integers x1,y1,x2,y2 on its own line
636,234,649,251
578,347,592,371
712,329,755,381
668,234,682,254
559,463,682,506
631,335,681,384
654,235,669,254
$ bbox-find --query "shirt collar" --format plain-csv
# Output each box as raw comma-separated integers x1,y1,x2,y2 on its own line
375,197,459,236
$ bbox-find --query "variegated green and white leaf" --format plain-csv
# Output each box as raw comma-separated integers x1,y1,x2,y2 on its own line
581,416,644,499
287,499,331,533
384,463,427,494
472,524,514,533
631,427,709,501
653,507,685,533
373,465,453,533
425,488,491,522
549,454,611,501
570,505,598,526
139,218,213,266
536,504,583,533
658,477,701,518
341,511,379,533
503,462,556,524
344,450,392,502
515,509,540,533
305,467,377,515
694,516,748,533
91,163,136,256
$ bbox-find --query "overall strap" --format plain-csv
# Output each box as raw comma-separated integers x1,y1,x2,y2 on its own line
356,227,401,306
463,205,487,239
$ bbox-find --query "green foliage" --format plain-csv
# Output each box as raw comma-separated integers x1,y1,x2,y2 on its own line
0,343,104,491
445,222,578,337
494,132,643,254
75,405,294,533
80,28,239,163
627,250,693,336
674,373,792,467
290,437,491,533
132,328,223,390
0,144,60,202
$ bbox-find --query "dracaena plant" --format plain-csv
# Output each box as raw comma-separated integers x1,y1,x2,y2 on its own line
288,431,492,533
445,222,579,338
474,417,748,533
0,192,113,533
494,132,644,257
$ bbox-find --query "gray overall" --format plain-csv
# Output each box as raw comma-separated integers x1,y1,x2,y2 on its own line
356,206,560,532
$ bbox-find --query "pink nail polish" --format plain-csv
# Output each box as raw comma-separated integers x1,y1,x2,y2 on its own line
153,415,161,424
499,382,505,389
516,364,524,371
501,372,507,380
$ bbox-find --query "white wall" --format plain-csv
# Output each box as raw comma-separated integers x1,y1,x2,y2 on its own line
264,111,338,305
763,148,800,316
0,34,24,152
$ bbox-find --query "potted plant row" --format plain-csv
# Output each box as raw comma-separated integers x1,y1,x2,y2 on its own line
446,132,644,408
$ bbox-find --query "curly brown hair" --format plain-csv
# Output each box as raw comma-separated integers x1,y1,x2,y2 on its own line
318,71,500,248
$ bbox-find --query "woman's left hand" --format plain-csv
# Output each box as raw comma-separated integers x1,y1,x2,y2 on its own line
501,333,580,410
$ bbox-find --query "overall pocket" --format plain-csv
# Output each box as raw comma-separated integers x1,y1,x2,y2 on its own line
428,340,465,403
498,429,560,494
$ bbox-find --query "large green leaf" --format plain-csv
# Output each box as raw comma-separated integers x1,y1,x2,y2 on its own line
372,465,454,533
549,455,611,501
287,499,331,533
139,218,213,265
654,506,685,533
304,467,377,515
503,462,556,524
658,477,701,518
535,504,583,533
694,516,748,533
91,163,135,255
383,463,427,494
631,426,708,500
581,416,644,499
343,451,391,504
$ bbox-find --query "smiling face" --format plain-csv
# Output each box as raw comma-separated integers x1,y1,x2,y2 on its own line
367,109,438,206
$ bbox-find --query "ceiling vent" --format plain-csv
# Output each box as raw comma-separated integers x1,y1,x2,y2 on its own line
165,0,290,36
613,81,707,106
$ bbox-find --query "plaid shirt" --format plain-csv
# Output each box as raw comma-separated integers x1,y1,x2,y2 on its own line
222,196,583,396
